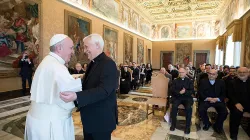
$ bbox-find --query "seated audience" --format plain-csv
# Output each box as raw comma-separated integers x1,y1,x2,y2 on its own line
170,68,194,134
228,67,250,140
198,69,228,134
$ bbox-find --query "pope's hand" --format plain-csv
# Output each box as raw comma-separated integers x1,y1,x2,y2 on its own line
60,91,77,103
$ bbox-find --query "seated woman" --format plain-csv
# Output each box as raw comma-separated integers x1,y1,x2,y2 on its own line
120,66,131,94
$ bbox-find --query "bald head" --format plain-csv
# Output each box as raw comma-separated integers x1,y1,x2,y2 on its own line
208,69,218,80
179,68,187,78
237,67,249,81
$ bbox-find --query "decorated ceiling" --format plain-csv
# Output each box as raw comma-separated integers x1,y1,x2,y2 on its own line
126,0,229,23
64,0,250,40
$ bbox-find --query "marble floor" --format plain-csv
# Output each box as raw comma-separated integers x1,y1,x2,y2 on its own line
0,90,250,140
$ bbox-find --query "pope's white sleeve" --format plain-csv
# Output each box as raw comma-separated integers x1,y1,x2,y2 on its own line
55,67,82,110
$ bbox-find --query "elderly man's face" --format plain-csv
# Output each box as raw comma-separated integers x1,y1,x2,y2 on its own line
179,68,187,78
160,68,165,74
208,69,218,80
237,68,249,81
83,38,98,61
61,37,74,63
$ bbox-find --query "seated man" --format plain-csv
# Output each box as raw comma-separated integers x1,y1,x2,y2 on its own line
228,67,250,140
170,68,194,134
198,69,228,134
72,63,85,74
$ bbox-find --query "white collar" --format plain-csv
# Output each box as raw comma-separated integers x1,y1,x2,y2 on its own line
49,52,65,65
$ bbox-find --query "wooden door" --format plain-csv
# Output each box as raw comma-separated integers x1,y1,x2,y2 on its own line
147,49,151,63
195,53,207,68
162,52,173,69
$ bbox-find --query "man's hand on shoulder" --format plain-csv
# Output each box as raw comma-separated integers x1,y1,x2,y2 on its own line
60,91,77,103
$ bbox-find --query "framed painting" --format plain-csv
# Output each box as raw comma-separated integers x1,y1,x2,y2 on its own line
175,43,192,65
103,25,118,62
175,23,192,38
123,33,133,64
137,38,144,64
0,0,41,78
64,10,91,67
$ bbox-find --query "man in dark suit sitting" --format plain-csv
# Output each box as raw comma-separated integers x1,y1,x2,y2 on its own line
228,67,250,140
170,68,194,134
19,50,34,96
60,34,118,140
198,69,228,134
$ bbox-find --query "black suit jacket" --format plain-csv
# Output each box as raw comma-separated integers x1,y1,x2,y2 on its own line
172,77,194,99
132,67,140,80
76,53,118,133
167,69,179,80
198,79,226,102
228,78,250,106
19,58,34,77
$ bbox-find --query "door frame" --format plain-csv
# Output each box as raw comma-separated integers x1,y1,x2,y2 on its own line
160,51,174,68
193,50,210,67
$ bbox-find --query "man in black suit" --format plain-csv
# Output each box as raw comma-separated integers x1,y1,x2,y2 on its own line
131,62,140,90
228,67,250,140
197,64,211,88
19,50,34,95
60,34,118,140
170,68,194,134
198,69,228,134
167,64,179,80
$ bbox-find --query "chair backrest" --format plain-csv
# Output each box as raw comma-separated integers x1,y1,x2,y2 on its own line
151,73,169,98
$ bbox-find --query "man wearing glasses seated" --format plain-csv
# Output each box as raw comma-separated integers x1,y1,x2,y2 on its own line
198,69,228,134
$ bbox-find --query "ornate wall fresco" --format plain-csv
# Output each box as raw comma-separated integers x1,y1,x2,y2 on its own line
63,0,250,40
176,23,192,38
64,10,91,66
244,16,250,67
103,25,118,62
175,43,192,65
220,0,250,34
137,38,144,64
0,0,40,78
124,33,133,64
92,0,119,21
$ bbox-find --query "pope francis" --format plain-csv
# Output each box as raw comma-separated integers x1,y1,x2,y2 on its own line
24,34,82,140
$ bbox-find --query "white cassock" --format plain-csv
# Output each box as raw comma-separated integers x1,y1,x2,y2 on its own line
24,52,82,140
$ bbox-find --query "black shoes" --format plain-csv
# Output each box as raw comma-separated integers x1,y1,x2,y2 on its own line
230,136,237,140
170,126,175,131
203,123,211,131
184,127,190,134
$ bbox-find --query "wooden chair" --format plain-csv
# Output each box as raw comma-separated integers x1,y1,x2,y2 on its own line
146,73,169,119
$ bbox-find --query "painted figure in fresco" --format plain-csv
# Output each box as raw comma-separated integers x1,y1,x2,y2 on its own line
151,25,159,39
0,15,12,57
197,24,206,37
161,26,169,38
137,41,144,64
125,36,132,63
11,12,28,53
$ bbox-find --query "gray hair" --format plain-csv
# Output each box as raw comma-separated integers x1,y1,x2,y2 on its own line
83,34,104,50
50,42,63,52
